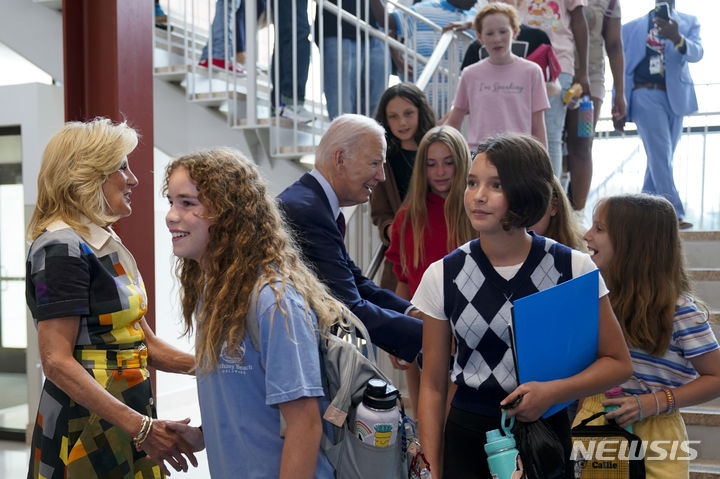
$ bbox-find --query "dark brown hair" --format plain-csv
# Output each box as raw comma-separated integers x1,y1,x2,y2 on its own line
374,83,436,158
473,133,553,230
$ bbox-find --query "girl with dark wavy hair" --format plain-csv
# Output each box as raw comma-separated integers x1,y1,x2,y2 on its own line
371,83,436,290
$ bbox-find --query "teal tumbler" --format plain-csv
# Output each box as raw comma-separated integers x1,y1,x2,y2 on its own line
578,95,594,138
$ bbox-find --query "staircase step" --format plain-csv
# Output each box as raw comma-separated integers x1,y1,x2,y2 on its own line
235,116,328,134
154,64,191,82
683,406,720,461
682,407,720,426
682,231,720,241
689,269,720,311
156,22,209,45
189,90,228,108
682,231,720,269
691,459,720,478
689,269,720,281
687,396,720,410
182,71,272,104
154,28,205,59
277,144,316,155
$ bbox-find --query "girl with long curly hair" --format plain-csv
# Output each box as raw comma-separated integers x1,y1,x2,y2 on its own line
162,148,346,479
579,194,720,478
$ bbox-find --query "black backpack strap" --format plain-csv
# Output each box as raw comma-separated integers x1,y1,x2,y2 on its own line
574,411,607,428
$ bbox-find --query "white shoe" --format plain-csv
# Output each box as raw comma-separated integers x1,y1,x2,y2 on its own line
280,104,314,123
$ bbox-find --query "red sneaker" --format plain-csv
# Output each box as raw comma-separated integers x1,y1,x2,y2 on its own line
198,58,246,76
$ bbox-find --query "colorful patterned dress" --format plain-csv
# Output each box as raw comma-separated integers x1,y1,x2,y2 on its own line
25,219,162,479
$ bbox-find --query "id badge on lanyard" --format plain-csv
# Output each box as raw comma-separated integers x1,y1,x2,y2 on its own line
649,54,665,76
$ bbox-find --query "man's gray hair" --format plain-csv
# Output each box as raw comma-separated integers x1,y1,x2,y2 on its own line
315,114,386,167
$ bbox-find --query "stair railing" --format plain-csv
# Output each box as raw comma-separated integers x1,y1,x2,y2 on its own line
153,0,470,155
152,0,472,275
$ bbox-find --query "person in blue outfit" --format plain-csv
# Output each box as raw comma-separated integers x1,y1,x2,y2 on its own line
277,114,423,365
163,148,341,478
272,0,313,121
316,0,388,119
198,0,267,74
622,0,702,229
155,0,167,27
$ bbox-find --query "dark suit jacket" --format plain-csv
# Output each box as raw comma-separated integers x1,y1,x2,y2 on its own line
623,10,703,121
277,173,422,362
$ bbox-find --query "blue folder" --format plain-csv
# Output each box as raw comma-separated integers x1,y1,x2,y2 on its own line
511,269,599,418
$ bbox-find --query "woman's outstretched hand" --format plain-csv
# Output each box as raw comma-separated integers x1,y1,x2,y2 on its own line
138,418,202,476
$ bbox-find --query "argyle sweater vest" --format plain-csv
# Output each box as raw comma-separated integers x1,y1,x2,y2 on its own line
443,233,573,416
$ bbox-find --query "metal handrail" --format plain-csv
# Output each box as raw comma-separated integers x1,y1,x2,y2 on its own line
153,0,471,154
415,29,455,91
364,243,388,283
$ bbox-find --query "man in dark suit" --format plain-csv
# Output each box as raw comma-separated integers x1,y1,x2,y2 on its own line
277,114,422,363
622,0,702,229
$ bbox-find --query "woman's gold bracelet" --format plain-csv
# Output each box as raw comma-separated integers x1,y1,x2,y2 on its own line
133,415,153,447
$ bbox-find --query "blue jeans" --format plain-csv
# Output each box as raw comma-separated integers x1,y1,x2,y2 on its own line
237,0,266,53
200,0,240,62
323,36,388,119
544,72,573,178
271,0,311,106
201,0,267,61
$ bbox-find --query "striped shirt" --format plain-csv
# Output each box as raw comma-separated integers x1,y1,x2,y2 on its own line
392,0,476,112
621,294,719,394
393,0,475,59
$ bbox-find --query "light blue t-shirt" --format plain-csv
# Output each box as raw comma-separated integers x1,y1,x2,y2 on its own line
197,283,334,478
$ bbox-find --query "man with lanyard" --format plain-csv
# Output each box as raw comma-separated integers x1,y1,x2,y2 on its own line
622,0,702,230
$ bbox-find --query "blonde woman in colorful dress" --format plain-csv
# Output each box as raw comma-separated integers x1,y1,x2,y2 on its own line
26,118,198,479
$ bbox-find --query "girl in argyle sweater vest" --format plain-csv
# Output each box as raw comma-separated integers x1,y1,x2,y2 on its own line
412,134,632,479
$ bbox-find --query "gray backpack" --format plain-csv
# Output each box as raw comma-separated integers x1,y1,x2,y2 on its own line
245,281,407,479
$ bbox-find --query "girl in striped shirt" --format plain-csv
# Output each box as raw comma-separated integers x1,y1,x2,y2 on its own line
581,193,720,478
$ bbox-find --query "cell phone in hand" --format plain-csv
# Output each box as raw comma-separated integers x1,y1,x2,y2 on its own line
655,2,670,21
613,115,626,133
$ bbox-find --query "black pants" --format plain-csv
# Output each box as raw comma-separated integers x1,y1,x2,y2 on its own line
443,407,574,479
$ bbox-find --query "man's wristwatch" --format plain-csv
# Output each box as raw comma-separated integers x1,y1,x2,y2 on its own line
674,34,686,51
